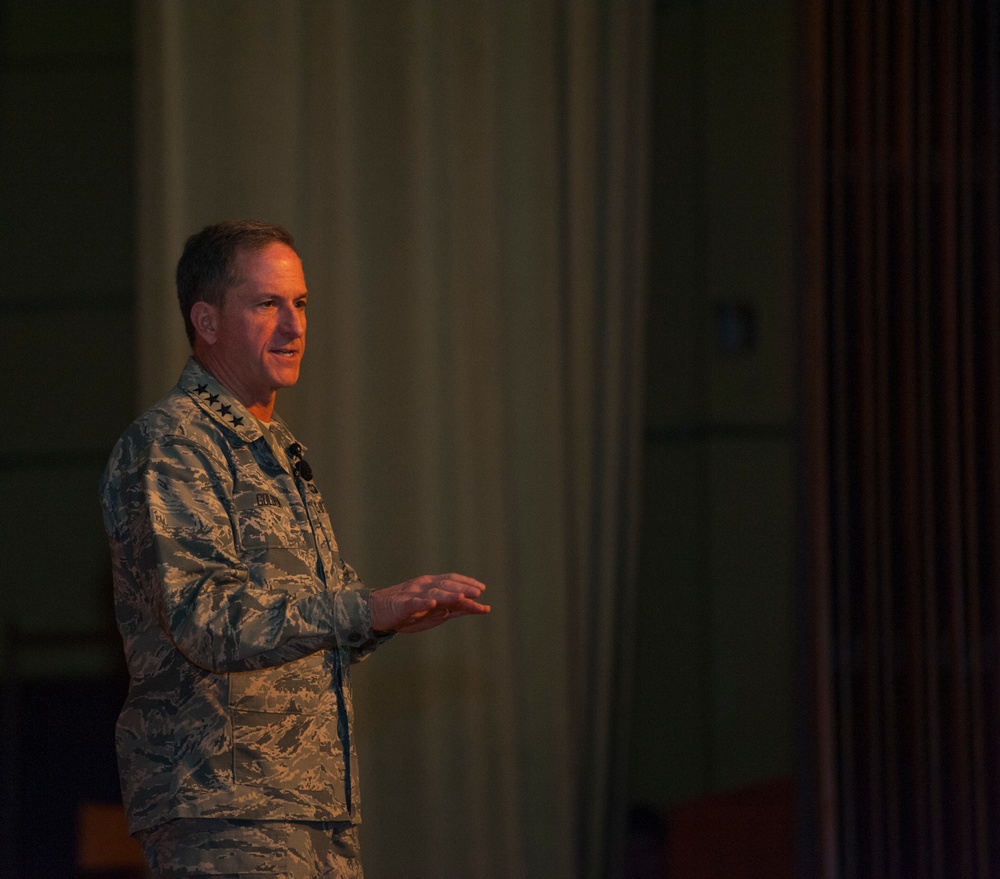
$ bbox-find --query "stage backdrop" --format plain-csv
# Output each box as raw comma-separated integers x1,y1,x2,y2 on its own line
135,3,650,877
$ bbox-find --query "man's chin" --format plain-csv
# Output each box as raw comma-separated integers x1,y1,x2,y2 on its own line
265,356,302,387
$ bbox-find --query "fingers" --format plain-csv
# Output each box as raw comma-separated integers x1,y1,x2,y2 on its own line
421,573,487,601
449,594,491,614
409,574,480,592
406,589,489,617
424,600,490,620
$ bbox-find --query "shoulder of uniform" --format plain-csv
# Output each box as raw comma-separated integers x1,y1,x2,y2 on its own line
107,390,225,470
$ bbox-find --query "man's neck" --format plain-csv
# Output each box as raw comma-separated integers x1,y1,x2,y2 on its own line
191,353,276,422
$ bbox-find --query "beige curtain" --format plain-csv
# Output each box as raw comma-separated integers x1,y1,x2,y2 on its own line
136,3,650,877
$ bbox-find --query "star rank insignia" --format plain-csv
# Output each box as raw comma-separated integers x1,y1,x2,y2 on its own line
193,386,245,428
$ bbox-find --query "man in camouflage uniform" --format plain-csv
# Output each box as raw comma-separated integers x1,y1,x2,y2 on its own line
100,220,490,877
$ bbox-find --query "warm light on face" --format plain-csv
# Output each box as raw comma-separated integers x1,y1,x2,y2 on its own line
198,242,309,417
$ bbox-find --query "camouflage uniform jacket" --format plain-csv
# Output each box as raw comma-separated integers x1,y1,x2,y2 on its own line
100,358,387,836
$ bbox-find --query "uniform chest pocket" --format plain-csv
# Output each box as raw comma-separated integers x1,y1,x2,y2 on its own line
234,492,308,552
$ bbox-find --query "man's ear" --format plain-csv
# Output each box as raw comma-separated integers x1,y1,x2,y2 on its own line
190,301,219,345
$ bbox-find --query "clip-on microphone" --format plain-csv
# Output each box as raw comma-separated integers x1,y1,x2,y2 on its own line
287,442,314,482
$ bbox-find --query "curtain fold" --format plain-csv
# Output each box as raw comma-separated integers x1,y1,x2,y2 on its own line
135,3,650,877
801,2,1000,877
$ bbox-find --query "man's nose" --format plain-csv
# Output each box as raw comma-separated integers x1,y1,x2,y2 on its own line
279,303,305,336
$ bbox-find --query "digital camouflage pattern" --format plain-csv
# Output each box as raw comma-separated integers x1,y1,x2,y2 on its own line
100,358,389,836
139,818,364,878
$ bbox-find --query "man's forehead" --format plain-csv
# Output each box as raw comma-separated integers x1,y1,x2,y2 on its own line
230,243,307,289
233,241,299,269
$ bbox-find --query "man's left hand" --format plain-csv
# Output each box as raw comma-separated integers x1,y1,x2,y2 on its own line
369,573,490,634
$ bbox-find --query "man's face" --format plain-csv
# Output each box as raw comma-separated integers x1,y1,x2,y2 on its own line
203,242,308,411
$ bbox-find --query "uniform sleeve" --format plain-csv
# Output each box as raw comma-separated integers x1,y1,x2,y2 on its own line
334,557,395,663
133,436,380,673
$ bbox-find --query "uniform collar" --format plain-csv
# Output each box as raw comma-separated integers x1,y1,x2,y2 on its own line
179,357,267,444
